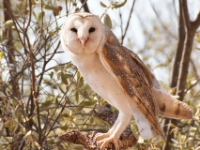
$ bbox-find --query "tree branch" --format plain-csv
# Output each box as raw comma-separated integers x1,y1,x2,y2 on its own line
121,0,136,45
80,0,90,13
191,11,200,32
170,0,185,88
58,105,137,150
181,0,191,30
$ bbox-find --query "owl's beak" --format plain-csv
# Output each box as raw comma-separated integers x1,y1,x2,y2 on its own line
78,37,87,46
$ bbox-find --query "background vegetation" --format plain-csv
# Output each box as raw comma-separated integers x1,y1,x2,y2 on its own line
0,0,200,149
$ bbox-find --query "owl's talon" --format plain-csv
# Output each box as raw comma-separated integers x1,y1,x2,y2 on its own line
94,132,110,142
94,133,122,150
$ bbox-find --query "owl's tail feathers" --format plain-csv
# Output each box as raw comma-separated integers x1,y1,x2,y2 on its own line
152,88,193,119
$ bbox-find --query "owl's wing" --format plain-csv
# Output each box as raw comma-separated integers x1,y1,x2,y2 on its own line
98,28,164,138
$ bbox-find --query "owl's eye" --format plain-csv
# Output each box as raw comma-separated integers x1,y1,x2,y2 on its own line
89,27,95,33
71,28,77,33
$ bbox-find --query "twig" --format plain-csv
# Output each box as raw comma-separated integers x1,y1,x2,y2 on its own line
121,0,136,45
170,0,186,88
80,0,90,12
186,78,200,93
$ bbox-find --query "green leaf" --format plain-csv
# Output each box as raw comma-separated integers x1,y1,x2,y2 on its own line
4,20,14,27
61,72,68,85
76,71,81,81
78,77,84,87
75,90,79,102
48,31,55,36
37,11,45,21
100,1,107,7
49,71,54,78
40,100,53,109
31,0,37,5
60,113,70,118
79,100,95,106
43,5,57,11
59,125,68,130
89,116,94,124
0,52,4,60
64,62,73,69
83,91,90,99
102,13,112,29
111,0,127,8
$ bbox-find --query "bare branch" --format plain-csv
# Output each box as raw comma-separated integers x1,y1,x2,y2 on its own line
121,0,136,45
80,0,90,12
181,0,191,30
191,11,200,32
170,0,186,88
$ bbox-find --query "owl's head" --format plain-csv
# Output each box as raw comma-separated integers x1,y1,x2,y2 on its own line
61,13,105,55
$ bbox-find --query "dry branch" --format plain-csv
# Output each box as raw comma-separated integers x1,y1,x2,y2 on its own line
177,0,200,101
58,105,137,150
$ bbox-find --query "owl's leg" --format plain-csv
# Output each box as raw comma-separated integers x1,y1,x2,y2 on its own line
94,111,132,150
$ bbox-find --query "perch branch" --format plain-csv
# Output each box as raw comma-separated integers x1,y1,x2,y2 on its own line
58,105,137,150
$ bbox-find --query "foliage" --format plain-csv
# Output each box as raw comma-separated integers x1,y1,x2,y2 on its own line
0,0,200,150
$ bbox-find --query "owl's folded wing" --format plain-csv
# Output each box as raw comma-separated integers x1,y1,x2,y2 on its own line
98,37,164,138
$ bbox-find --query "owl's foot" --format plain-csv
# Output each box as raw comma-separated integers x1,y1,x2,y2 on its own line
94,133,122,150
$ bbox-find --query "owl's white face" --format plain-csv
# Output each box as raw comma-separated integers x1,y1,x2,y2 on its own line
61,13,105,55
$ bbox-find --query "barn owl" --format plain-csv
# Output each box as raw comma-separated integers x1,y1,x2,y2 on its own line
60,13,192,150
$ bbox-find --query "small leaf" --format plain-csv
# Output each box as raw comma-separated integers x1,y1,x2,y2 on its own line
100,1,107,7
0,52,4,59
60,125,68,130
43,4,57,11
77,71,81,81
83,91,90,99
54,66,60,72
40,100,53,109
48,31,55,36
4,20,14,27
180,119,190,124
102,13,112,29
75,90,79,102
61,72,68,85
64,62,73,69
111,0,127,8
49,71,54,78
78,77,84,87
79,100,95,106
31,0,37,5
25,130,33,142
25,130,32,137
37,11,45,21
60,113,70,118
33,141,41,149
89,117,94,123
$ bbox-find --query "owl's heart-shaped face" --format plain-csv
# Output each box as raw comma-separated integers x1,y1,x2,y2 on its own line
61,13,105,55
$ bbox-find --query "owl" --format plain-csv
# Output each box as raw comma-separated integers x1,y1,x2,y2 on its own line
60,13,192,150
